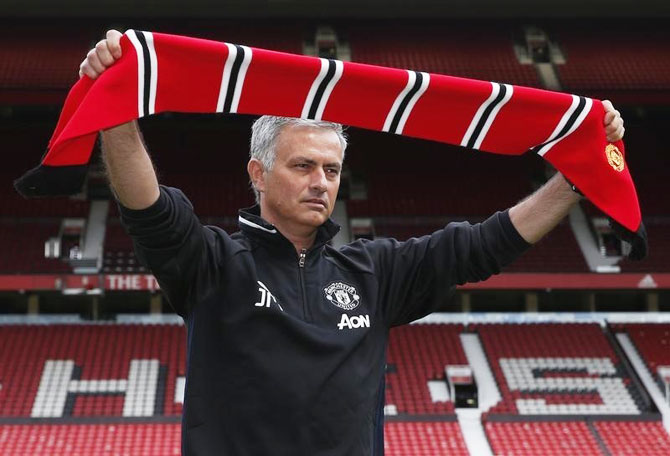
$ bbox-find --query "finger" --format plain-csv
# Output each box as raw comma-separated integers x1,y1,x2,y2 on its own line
95,40,115,67
607,125,625,142
606,117,622,133
602,99,614,112
604,110,616,126
79,61,98,80
106,29,123,59
614,117,623,131
86,49,106,74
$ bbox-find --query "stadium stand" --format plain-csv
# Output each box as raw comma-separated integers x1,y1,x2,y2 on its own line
384,422,469,456
0,185,90,218
1,320,670,454
0,324,185,418
386,324,465,415
0,26,92,104
0,20,305,105
613,323,670,388
484,421,603,455
595,420,670,455
0,424,182,456
0,220,71,274
617,220,670,272
554,23,670,103
103,219,144,273
473,323,645,415
345,131,540,218
0,422,473,456
347,22,540,88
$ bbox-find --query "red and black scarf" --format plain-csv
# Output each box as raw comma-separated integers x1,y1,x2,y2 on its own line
14,30,646,259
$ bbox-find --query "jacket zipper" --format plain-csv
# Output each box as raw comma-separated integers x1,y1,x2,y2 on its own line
298,248,309,321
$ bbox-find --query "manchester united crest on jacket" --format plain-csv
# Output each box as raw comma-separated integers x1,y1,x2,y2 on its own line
324,282,361,310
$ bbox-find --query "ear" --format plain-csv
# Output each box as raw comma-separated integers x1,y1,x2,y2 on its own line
247,159,266,194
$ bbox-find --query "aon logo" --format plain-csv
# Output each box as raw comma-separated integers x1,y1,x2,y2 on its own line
338,314,370,330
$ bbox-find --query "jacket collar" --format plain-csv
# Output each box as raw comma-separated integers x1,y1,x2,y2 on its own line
238,205,341,251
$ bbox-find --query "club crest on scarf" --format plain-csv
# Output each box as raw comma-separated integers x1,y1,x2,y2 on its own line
606,144,624,172
324,282,360,310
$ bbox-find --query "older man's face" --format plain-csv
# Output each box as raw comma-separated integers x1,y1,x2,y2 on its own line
261,125,343,230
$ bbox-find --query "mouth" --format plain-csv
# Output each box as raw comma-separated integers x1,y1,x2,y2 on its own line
303,199,327,209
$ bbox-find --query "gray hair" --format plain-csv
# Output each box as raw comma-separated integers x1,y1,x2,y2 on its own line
249,115,348,203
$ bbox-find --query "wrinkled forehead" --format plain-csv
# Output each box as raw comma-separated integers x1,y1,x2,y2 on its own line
276,124,344,163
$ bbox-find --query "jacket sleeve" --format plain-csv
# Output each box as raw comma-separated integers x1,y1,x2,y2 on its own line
369,209,531,327
117,185,226,317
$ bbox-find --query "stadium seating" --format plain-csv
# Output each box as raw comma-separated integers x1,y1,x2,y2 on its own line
0,324,185,418
386,324,466,415
0,183,90,218
613,323,670,387
158,173,254,217
473,323,645,415
0,423,182,456
555,23,670,103
485,420,670,456
0,422,472,456
2,323,467,419
1,322,669,454
169,22,305,54
103,216,239,272
595,420,670,455
103,220,144,273
384,422,469,455
0,25,91,104
0,19,304,105
617,221,670,272
485,421,603,455
0,220,71,273
345,132,539,218
347,23,540,87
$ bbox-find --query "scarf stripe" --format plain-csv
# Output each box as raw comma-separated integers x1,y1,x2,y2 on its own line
217,44,252,114
383,71,430,134
144,32,159,116
302,59,344,120
135,31,154,117
534,95,591,156
126,30,147,117
126,30,158,117
461,82,513,150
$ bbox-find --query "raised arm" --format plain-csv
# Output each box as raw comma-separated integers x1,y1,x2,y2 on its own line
79,29,160,209
100,121,160,209
509,100,625,244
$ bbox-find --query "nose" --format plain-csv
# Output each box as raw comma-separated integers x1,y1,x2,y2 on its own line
310,167,328,193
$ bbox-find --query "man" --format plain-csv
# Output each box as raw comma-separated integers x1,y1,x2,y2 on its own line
81,30,625,455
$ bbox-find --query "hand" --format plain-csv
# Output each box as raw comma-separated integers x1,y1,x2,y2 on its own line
78,29,123,79
602,99,625,142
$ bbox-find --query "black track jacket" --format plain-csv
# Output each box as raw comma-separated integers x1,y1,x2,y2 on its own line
118,185,531,455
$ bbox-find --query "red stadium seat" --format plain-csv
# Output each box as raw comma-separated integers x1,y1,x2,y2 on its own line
485,421,602,455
